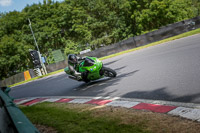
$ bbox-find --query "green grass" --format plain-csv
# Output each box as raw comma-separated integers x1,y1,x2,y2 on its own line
20,102,148,133
10,28,200,87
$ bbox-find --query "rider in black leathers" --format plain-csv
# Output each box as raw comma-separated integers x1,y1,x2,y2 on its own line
68,54,88,81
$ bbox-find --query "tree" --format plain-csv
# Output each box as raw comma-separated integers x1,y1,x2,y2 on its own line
0,0,200,79
0,35,32,79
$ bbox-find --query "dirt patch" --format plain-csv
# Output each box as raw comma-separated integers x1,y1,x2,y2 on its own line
49,103,200,133
34,124,57,133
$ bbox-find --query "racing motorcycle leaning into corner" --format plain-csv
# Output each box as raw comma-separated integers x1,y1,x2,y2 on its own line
64,54,117,83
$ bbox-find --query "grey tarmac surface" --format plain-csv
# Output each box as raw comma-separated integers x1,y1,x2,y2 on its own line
10,34,200,104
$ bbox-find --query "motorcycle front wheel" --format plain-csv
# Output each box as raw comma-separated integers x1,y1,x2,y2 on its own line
103,67,117,78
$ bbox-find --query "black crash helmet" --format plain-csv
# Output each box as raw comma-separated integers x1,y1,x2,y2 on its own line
68,54,78,64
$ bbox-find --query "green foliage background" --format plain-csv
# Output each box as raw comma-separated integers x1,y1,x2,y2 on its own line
0,0,200,79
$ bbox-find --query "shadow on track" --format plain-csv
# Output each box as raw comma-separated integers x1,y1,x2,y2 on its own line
73,69,139,92
103,58,121,66
122,87,200,103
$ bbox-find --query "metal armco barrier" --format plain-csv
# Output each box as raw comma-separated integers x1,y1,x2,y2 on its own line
0,87,40,133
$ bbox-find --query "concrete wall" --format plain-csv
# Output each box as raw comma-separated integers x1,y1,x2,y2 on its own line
46,59,68,73
1,16,200,86
0,61,68,86
1,72,25,87
0,69,35,87
81,16,200,57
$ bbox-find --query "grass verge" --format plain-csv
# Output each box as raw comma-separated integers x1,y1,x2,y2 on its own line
20,102,200,133
10,28,200,87
20,103,147,133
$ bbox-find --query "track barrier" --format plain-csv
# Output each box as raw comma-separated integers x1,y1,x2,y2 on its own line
24,71,31,81
0,87,40,133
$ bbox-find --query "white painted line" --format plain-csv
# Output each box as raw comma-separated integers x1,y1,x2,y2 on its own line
93,97,103,99
168,107,200,121
106,101,140,108
68,99,92,104
112,97,121,100
98,83,107,86
42,98,61,102
104,96,111,99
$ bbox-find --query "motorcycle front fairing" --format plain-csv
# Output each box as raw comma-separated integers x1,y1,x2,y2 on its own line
79,57,103,80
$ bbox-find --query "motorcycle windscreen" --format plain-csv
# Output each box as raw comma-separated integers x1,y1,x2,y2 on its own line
83,58,95,67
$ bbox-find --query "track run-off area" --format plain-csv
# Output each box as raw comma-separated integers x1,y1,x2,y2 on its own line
11,34,200,104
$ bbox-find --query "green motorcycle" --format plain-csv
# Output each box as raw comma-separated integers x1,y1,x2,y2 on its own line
64,56,117,82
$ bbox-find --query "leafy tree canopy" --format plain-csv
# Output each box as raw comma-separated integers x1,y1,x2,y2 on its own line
0,0,199,79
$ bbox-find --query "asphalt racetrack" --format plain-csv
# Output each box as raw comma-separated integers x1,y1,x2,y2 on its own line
10,34,200,104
